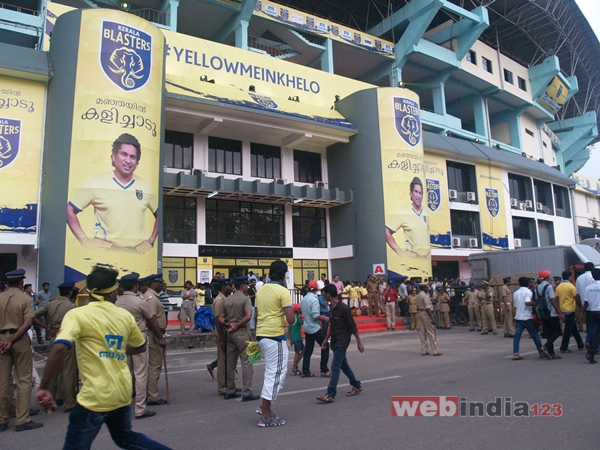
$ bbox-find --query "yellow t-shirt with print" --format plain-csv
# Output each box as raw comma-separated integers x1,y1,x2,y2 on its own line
386,203,429,256
55,301,146,412
69,171,158,248
255,283,292,337
556,282,577,313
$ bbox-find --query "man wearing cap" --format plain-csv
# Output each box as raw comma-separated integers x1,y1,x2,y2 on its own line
407,287,420,330
501,277,515,338
464,283,482,332
479,279,497,335
416,283,442,356
116,273,167,418
301,280,331,377
207,278,234,395
0,269,43,432
383,283,399,330
437,286,451,329
66,133,158,252
33,281,77,413
143,274,168,406
537,270,564,359
366,275,380,317
219,277,259,401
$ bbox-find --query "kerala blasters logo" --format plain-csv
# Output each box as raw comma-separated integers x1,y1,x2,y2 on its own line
427,179,441,212
100,21,152,92
168,270,178,284
248,93,278,109
306,16,315,29
0,118,21,169
280,8,289,21
354,32,361,44
331,25,339,36
393,97,421,147
375,40,382,51
254,1,262,12
136,189,143,200
485,188,499,218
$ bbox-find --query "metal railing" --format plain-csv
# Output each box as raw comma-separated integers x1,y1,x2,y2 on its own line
248,35,296,59
128,8,170,27
0,2,39,15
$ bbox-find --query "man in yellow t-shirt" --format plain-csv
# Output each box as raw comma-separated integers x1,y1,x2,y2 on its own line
255,261,294,427
36,266,170,449
66,133,158,252
385,177,430,258
556,270,584,352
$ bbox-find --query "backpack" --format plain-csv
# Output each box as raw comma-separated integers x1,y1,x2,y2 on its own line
532,284,551,323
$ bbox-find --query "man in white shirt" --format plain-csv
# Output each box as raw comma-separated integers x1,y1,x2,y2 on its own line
512,276,549,360
576,262,595,345
582,268,600,364
317,273,326,291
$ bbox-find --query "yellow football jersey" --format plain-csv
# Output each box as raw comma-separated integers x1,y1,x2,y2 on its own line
69,171,158,248
386,204,429,256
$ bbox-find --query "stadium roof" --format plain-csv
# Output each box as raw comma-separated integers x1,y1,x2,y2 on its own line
277,0,600,144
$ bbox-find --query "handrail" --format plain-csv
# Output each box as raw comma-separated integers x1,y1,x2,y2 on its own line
0,2,40,16
128,8,170,26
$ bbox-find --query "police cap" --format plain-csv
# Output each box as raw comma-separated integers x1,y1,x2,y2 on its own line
482,278,490,284
219,278,233,286
233,276,249,286
120,272,140,283
5,268,26,280
57,281,75,290
138,277,149,285
503,277,511,283
469,282,475,286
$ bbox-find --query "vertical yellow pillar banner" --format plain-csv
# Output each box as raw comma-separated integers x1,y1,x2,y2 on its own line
476,164,509,250
424,153,451,249
64,10,164,280
378,88,431,280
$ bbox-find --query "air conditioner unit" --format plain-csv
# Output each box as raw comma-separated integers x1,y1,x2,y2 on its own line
536,202,543,211
510,198,518,208
519,203,527,210
314,181,325,188
525,200,533,209
448,189,458,200
514,238,522,248
466,191,477,202
452,237,461,247
275,178,285,185
468,238,478,248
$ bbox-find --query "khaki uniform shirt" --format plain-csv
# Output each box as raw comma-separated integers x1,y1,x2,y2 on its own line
0,287,34,330
416,292,432,311
34,296,76,333
144,288,166,330
438,293,451,312
501,285,513,306
480,287,494,305
212,293,227,342
116,291,154,333
407,294,418,313
464,290,479,305
366,280,378,294
222,290,252,323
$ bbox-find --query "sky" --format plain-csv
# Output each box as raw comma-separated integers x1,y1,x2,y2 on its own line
572,0,599,178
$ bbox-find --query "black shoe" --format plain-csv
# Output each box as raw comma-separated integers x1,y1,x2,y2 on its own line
29,408,40,416
223,393,242,400
206,364,214,380
147,399,167,406
0,423,7,432
469,329,475,332
135,411,156,419
219,388,241,396
55,399,64,407
15,421,43,431
476,329,482,332
586,353,597,364
242,395,260,402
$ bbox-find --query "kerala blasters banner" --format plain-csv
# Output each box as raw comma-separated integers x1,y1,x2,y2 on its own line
379,88,431,281
61,10,164,281
0,76,45,235
424,153,451,248
476,164,508,250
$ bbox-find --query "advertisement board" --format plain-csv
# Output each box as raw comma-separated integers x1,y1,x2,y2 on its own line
476,164,508,250
424,153,451,248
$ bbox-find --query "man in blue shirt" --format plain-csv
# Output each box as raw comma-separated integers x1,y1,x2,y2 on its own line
301,281,330,377
537,270,564,359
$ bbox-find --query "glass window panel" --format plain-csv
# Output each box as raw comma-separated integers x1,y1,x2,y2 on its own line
216,149,224,173
183,147,192,169
164,142,173,167
164,195,196,243
233,152,242,175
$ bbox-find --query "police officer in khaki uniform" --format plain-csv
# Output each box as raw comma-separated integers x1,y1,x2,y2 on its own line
407,287,420,330
416,283,442,356
431,288,440,328
437,286,451,329
143,274,168,406
501,277,515,338
0,269,43,432
211,279,236,396
464,282,482,331
33,281,77,412
219,277,259,401
366,276,380,317
480,279,497,335
116,273,166,419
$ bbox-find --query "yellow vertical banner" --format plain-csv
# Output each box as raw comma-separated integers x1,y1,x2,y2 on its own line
379,88,431,280
424,153,451,248
476,164,509,250
0,76,45,234
64,10,164,280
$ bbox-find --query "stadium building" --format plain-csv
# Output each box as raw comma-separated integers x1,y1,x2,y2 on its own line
0,0,599,290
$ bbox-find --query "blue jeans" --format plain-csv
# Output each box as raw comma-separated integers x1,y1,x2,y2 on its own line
327,347,361,399
560,312,584,351
63,403,171,450
513,319,544,355
586,311,597,346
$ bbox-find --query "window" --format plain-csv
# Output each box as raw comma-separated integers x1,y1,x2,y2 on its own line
518,77,527,91
206,200,284,246
446,161,476,201
294,150,322,183
251,143,281,179
208,137,242,175
482,57,492,73
292,207,326,248
164,131,193,169
466,50,476,65
508,173,533,201
513,217,537,247
525,128,534,137
163,196,196,243
534,179,552,212
543,141,548,148
450,210,480,237
553,185,571,218
538,220,555,247
504,69,513,84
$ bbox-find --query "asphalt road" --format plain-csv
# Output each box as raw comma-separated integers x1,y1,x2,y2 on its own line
3,327,600,450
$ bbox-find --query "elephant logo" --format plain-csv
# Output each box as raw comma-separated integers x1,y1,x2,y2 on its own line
100,21,152,92
393,97,421,147
0,118,21,169
485,188,500,218
427,179,441,212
